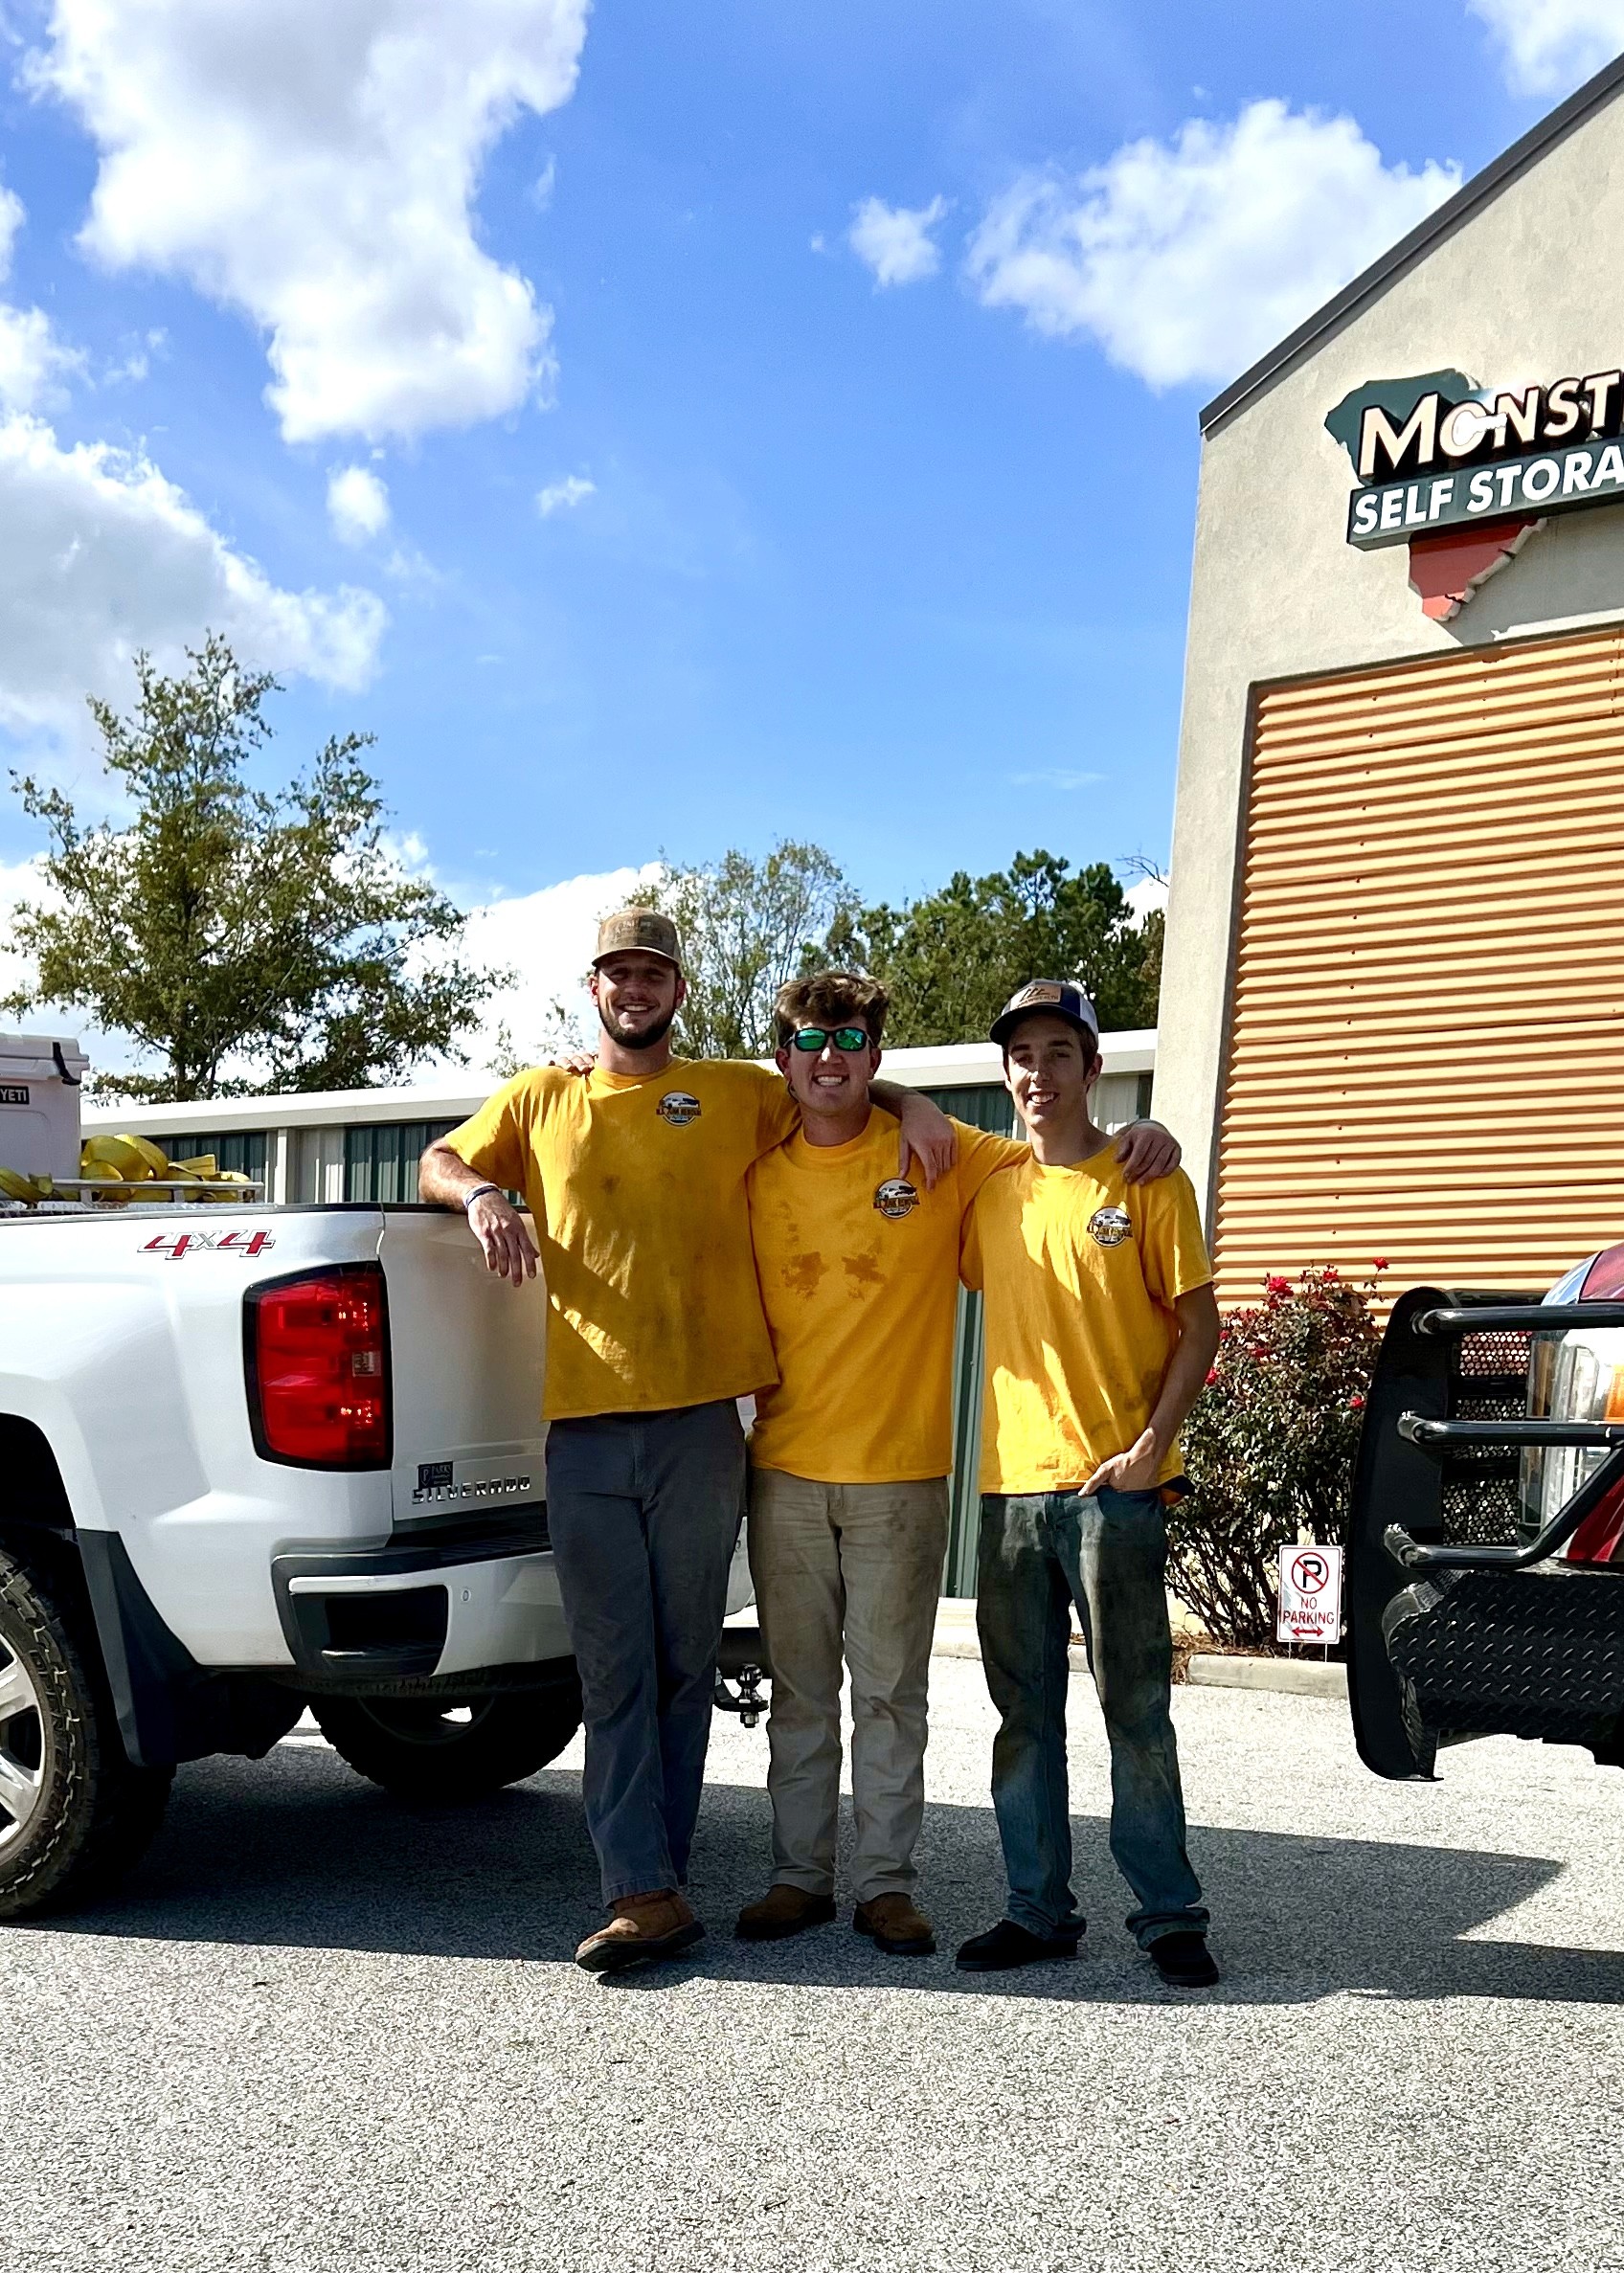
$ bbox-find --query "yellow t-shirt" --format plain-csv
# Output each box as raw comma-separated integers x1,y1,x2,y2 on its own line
747,1112,1027,1484
445,1060,799,1421
961,1147,1213,1496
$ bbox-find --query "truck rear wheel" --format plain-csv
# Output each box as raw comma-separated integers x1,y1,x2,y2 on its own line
312,1679,582,1801
0,1546,173,1920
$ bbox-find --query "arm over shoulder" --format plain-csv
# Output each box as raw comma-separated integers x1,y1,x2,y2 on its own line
733,1058,799,1156
953,1120,1028,1213
959,1181,988,1293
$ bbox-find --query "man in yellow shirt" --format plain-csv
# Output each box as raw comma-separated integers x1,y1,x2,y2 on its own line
737,971,1179,1958
419,910,953,1974
957,979,1221,1989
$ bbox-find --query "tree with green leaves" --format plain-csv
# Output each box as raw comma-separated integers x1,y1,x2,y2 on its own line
821,848,1161,1046
4,636,508,1101
638,840,856,1059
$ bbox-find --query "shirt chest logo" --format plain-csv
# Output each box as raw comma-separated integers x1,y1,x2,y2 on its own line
1088,1204,1133,1248
873,1177,919,1220
656,1090,702,1127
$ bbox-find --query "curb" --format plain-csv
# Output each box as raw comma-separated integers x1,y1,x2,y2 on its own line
1186,1654,1347,1699
933,1634,983,1662
933,1607,981,1662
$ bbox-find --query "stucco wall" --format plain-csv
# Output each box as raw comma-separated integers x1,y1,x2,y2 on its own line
1156,83,1624,1215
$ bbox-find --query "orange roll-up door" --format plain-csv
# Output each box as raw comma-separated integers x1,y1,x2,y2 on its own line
1213,624,1624,1306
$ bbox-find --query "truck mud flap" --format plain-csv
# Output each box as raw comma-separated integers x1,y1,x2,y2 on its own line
79,1532,304,1767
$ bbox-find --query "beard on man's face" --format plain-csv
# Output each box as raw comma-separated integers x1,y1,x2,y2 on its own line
598,997,677,1051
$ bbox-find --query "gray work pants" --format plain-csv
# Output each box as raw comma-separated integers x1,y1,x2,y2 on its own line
545,1401,745,1905
748,1469,948,1903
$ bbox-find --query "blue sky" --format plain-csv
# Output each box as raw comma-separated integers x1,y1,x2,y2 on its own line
0,0,1613,1061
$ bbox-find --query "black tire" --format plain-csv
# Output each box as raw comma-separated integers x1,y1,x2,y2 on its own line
312,1677,582,1800
0,1545,173,1921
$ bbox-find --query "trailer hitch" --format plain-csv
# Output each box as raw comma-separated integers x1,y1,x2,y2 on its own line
713,1624,772,1728
712,1661,770,1728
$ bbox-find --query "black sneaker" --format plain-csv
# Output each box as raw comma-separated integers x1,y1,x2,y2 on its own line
955,1919,1084,1972
1147,1931,1220,1988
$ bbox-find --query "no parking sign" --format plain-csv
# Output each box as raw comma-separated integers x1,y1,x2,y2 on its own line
1276,1543,1343,1645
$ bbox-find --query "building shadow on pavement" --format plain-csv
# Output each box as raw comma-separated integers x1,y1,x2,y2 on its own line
28,1740,1624,2008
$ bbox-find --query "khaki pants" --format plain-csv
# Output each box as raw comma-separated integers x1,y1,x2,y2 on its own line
747,1470,949,1903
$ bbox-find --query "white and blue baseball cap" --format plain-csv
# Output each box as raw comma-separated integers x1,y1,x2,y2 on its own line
990,979,1100,1049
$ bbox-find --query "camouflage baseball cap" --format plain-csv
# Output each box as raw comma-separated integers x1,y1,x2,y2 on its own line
594,907,683,969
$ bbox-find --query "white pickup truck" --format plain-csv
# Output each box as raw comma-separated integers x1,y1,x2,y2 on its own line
0,1197,756,1919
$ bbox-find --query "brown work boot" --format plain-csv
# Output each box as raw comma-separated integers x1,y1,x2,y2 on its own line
734,1884,838,1942
575,1890,704,1974
853,1892,936,1956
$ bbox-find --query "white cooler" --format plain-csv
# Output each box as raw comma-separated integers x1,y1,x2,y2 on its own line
0,1032,90,1179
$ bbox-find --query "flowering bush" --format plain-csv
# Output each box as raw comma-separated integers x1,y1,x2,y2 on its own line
1169,1265,1384,1650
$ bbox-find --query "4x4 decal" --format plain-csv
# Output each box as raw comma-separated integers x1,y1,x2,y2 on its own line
140,1228,277,1261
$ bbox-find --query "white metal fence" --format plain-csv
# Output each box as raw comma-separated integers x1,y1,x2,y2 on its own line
81,1034,1158,1204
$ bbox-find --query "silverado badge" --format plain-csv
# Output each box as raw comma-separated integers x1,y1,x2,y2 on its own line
873,1177,919,1220
657,1091,702,1126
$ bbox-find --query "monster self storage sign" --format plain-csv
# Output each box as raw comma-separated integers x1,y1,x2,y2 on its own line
1329,366,1624,547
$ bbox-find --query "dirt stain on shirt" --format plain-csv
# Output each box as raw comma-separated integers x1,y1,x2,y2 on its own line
843,1250,883,1293
784,1250,827,1297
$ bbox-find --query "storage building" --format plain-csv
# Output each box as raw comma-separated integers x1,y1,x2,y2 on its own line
1156,56,1624,1306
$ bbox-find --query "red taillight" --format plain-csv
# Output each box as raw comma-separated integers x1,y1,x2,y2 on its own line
245,1265,391,1469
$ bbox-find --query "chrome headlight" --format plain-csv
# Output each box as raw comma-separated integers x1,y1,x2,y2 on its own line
1522,1326,1624,1537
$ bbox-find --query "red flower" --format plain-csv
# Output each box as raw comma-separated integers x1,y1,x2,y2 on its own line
1349,1393,1365,1409
1205,1367,1219,1387
1265,1274,1292,1296
1372,1256,1388,1272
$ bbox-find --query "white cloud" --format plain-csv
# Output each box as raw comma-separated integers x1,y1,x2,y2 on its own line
536,473,595,516
848,194,949,287
4,854,664,1091
0,182,82,412
0,853,146,1083
0,178,375,740
0,301,74,414
1469,0,1624,94
419,862,662,1079
32,0,590,443
1009,767,1105,789
327,463,391,545
965,100,1459,390
0,854,52,1013
0,412,386,736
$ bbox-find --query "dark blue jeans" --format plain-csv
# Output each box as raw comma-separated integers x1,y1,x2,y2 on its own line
545,1401,745,1906
976,1486,1208,1948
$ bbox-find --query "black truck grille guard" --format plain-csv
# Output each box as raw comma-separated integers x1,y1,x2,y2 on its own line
1386,1298,1624,1572
1385,1565,1624,1773
1347,1288,1624,1780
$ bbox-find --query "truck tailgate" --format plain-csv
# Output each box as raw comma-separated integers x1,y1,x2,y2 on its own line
379,1208,548,1531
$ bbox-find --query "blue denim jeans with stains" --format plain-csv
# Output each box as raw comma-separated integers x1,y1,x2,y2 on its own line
975,1486,1208,1949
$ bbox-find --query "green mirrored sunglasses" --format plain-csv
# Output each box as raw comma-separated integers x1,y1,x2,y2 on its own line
790,1025,870,1053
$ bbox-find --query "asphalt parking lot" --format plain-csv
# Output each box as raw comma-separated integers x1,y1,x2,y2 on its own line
7,1657,1624,2273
